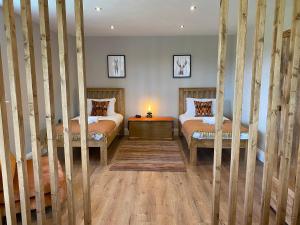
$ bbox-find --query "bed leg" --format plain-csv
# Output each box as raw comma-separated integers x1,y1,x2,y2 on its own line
100,144,107,167
190,146,197,165
243,142,248,164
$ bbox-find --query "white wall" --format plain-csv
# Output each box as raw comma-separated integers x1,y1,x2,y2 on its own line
85,35,237,128
0,9,78,153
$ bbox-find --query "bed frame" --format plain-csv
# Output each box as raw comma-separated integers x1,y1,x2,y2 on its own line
57,88,125,166
179,87,248,165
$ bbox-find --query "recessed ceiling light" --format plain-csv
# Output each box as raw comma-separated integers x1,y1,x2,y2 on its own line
190,5,197,11
110,25,115,30
95,7,102,12
180,25,184,29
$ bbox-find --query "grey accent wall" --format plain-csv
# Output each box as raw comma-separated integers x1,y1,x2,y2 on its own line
0,9,78,153
85,36,237,127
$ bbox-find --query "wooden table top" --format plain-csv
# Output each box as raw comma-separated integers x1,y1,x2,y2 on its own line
128,117,175,122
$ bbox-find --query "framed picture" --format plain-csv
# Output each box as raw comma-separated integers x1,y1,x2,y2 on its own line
107,55,126,78
173,55,191,78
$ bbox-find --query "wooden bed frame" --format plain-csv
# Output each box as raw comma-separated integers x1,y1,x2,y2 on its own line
178,87,248,165
57,88,125,166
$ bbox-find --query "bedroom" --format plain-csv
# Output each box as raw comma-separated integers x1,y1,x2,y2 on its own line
0,0,299,225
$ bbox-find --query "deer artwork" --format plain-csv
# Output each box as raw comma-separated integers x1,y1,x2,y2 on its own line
113,58,119,76
177,59,188,75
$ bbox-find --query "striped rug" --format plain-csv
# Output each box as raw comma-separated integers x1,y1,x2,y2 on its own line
109,140,186,172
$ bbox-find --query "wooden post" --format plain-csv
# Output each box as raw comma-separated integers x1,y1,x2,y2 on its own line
56,0,75,224
100,142,108,166
259,1,285,225
20,0,46,223
38,0,61,224
212,0,229,224
276,0,300,224
0,45,17,225
275,30,292,182
2,0,32,224
242,0,267,224
227,0,248,224
74,0,91,224
293,145,300,224
190,146,197,165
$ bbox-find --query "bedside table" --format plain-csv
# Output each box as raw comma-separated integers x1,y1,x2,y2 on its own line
128,117,175,140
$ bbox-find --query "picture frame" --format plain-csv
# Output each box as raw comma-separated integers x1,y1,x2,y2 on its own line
173,55,191,78
107,55,126,78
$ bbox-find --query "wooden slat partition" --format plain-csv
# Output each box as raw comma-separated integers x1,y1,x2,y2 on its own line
242,0,267,224
56,0,75,224
0,46,17,225
38,0,61,224
74,0,91,224
20,0,46,224
260,0,285,224
276,0,300,224
227,0,248,224
2,0,32,224
211,0,229,224
293,144,300,223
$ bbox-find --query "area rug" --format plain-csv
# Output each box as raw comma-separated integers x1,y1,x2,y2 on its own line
110,140,186,172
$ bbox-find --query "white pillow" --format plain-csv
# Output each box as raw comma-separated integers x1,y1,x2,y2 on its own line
87,98,116,116
185,98,216,116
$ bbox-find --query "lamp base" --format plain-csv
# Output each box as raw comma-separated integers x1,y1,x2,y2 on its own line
146,112,153,118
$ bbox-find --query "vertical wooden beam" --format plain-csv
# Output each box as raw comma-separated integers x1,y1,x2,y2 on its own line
276,0,300,224
259,1,285,224
74,0,91,224
227,0,248,224
242,0,267,224
275,32,292,181
2,0,32,224
293,145,300,224
56,0,75,224
38,0,61,224
211,0,229,224
0,45,17,225
20,0,46,224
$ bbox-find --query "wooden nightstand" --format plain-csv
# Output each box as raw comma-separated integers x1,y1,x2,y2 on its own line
128,117,175,140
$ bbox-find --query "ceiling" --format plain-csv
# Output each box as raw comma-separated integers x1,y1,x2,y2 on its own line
0,0,291,37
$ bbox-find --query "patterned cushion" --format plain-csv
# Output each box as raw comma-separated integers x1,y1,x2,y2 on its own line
91,101,110,116
194,101,213,117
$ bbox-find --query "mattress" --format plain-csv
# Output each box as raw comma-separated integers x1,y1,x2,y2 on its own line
179,114,248,145
56,114,123,142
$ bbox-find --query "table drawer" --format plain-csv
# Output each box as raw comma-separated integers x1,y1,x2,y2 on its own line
128,121,173,140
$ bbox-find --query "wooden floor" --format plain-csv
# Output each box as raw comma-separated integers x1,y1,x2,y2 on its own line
25,137,276,225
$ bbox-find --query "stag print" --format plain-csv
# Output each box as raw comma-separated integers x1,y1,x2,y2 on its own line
177,59,188,75
173,55,191,78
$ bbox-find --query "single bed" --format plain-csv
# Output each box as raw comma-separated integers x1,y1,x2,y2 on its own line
56,88,125,166
178,88,248,165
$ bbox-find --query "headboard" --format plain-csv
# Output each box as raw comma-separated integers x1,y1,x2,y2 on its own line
87,88,125,116
179,87,216,115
